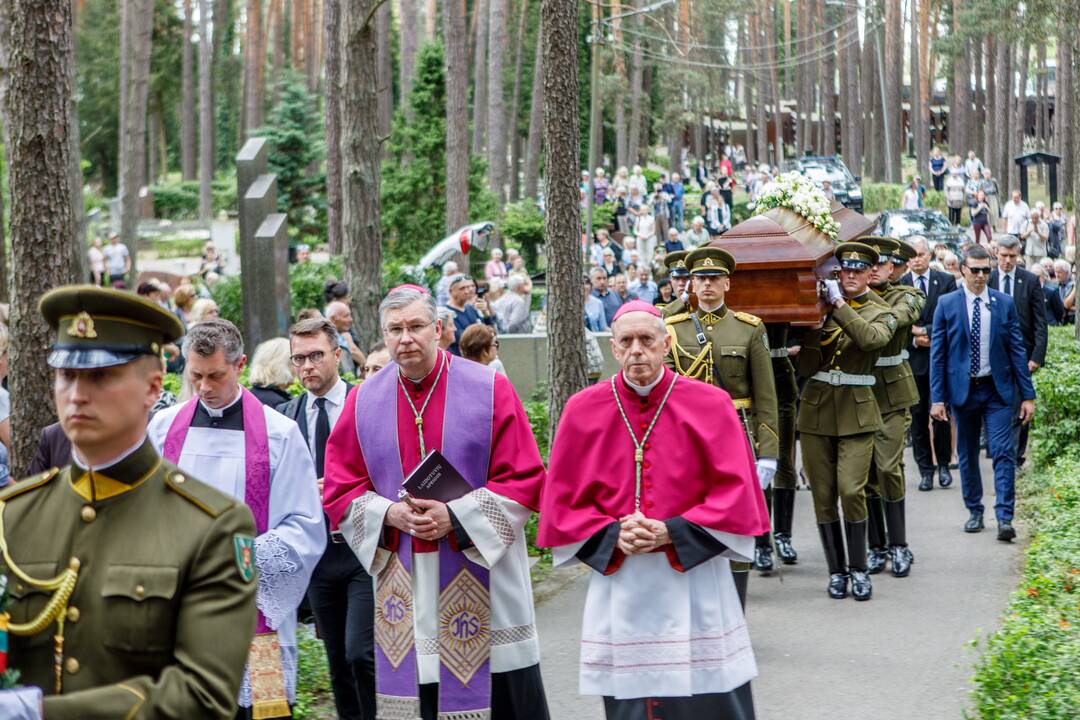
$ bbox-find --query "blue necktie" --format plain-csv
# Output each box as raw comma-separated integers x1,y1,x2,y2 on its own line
919,275,927,295
970,297,982,376
1004,274,1012,296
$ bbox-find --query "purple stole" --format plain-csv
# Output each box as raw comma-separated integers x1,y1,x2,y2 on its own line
162,388,272,633
356,357,495,719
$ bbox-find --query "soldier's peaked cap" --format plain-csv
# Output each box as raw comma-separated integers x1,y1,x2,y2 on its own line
686,246,736,276
40,285,184,370
834,242,879,270
664,250,691,277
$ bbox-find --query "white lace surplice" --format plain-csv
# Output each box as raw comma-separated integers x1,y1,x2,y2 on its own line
554,530,758,700
148,404,326,705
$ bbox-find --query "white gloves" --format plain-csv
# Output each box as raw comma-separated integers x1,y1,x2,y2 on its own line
822,279,843,305
756,458,777,491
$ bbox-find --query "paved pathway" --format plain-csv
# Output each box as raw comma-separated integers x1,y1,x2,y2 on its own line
536,447,1022,720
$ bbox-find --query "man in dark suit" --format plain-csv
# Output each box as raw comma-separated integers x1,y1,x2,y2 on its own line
988,235,1047,466
901,237,958,491
930,244,1035,541
278,317,373,720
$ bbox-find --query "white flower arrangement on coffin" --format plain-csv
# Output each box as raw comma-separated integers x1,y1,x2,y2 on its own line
753,171,840,241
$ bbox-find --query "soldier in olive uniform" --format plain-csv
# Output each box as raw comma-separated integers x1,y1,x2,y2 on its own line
766,321,801,565
664,246,779,600
659,250,691,317
864,238,925,578
0,286,257,719
796,242,897,602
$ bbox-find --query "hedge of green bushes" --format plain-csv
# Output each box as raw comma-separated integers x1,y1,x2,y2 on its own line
149,177,237,220
970,327,1080,718
862,182,954,222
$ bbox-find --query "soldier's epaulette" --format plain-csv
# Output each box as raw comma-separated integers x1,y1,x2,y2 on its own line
165,469,235,519
734,311,762,326
0,467,60,503
665,312,690,325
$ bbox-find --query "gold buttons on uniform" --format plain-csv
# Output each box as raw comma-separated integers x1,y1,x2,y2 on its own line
67,606,81,623
135,584,146,598
173,473,186,484
80,505,96,523
64,657,80,674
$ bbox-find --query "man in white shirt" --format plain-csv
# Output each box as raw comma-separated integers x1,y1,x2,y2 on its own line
277,318,373,720
682,215,710,248
1001,190,1031,239
102,233,131,286
964,151,984,181
494,274,533,333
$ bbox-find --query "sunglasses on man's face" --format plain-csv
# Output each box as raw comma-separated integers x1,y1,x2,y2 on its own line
965,266,992,275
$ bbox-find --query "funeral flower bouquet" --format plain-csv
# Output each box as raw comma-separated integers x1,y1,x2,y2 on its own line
753,171,840,241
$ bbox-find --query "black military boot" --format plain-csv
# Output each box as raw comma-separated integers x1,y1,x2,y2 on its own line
773,488,798,564
818,521,848,599
865,495,888,575
754,533,775,574
845,519,873,601
884,499,913,577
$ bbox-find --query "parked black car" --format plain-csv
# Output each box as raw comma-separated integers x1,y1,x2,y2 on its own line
873,209,966,256
791,155,864,214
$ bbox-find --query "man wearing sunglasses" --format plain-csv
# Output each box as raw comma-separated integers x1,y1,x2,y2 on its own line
929,244,1035,542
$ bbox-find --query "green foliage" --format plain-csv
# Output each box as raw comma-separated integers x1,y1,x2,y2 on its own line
293,624,333,719
257,73,327,240
523,400,550,462
381,42,496,263
863,183,951,221
970,327,1080,718
149,177,236,220
642,168,662,188
1030,328,1080,467
147,236,208,259
210,258,346,328
162,372,182,398
970,457,1080,719
501,201,544,268
590,202,616,234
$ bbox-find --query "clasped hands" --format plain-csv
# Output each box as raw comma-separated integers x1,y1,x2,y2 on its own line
386,498,452,542
618,512,670,556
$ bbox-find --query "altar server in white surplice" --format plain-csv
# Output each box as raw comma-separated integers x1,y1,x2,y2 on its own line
148,319,325,719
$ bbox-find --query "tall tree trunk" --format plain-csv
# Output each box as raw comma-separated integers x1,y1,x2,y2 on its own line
487,0,508,204
269,0,285,106
1012,39,1029,191
523,18,543,202
0,1,11,300
627,0,644,166
325,0,342,253
120,0,154,273
862,1,878,179
292,0,305,71
611,0,627,170
993,34,1010,188
400,0,419,116
199,0,213,220
1059,38,1074,198
8,0,78,475
68,0,86,282
766,2,781,165
984,36,995,174
795,0,808,154
972,31,984,160
243,0,263,136
541,0,585,435
341,0,383,349
950,0,969,157
740,16,755,167
471,0,489,155
445,0,470,230
148,101,159,185
506,0,528,202
181,0,197,180
425,0,437,41
912,0,927,179
884,0,902,181
306,0,320,91
821,4,836,157
375,1,393,140
844,0,861,177
752,13,767,163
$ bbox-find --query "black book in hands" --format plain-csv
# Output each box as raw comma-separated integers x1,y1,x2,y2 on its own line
400,450,474,504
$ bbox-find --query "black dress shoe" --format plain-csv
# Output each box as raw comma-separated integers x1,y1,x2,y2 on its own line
938,466,953,488
849,569,873,601
775,533,798,564
827,573,849,599
918,474,934,491
754,545,774,573
964,512,984,533
889,545,912,577
997,522,1016,542
867,547,888,575
949,462,959,470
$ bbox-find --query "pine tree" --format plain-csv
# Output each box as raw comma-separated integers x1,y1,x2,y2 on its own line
260,72,326,238
381,42,495,261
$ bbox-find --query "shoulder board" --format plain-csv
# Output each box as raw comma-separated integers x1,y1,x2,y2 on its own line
165,467,237,519
734,311,762,326
0,468,60,503
665,312,690,325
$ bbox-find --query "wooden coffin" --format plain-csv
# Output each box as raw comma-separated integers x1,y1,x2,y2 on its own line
708,203,875,325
